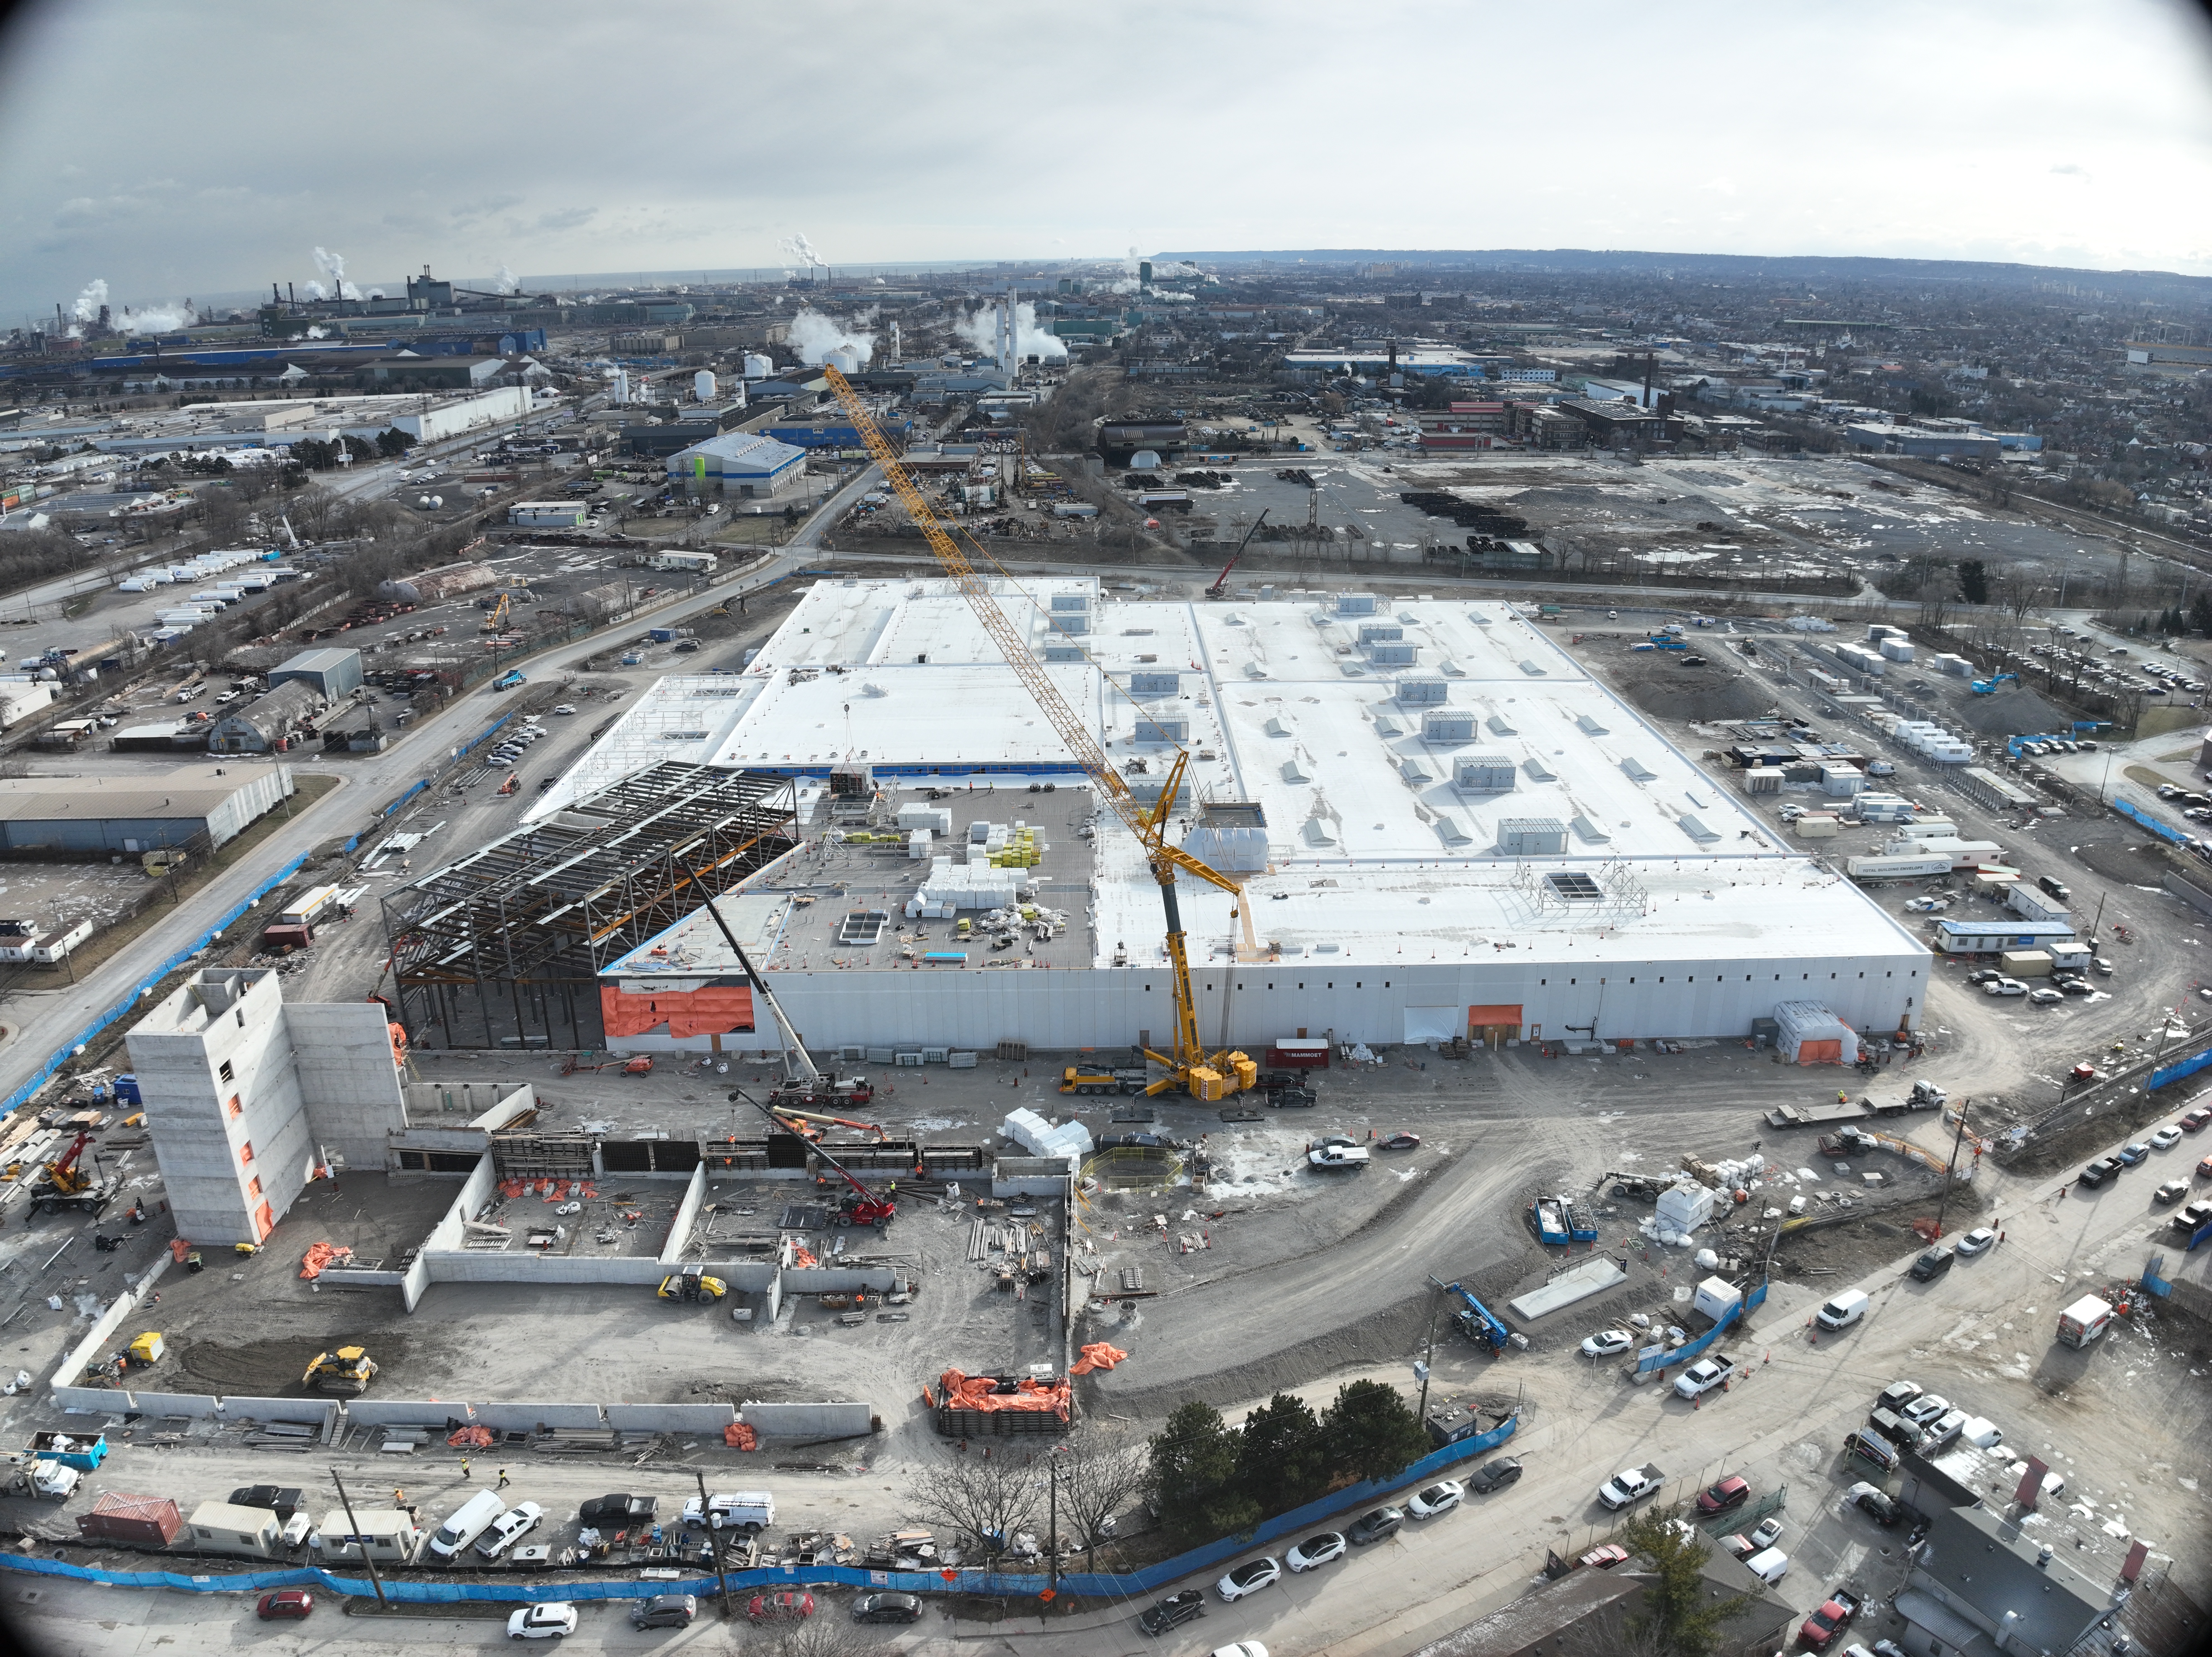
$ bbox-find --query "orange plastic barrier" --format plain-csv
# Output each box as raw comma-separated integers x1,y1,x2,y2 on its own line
1069,1342,1128,1375
790,1246,820,1269
724,1422,757,1451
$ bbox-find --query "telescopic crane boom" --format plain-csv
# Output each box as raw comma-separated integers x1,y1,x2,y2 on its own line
819,366,1255,1100
727,1087,894,1227
692,896,872,1110
1206,508,1269,599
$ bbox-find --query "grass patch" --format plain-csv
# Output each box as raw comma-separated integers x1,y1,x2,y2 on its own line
2123,764,2178,790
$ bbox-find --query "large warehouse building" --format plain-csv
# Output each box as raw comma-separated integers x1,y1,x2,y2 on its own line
0,764,295,854
470,579,1932,1057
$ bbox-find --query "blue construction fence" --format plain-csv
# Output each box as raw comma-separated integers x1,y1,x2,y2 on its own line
2113,798,2188,847
1634,1280,1770,1376
0,846,315,1116
2147,1043,2212,1093
0,1415,1520,1606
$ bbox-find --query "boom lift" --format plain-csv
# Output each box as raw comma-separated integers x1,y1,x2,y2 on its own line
1205,508,1270,599
820,367,1255,1101
1430,1275,1511,1351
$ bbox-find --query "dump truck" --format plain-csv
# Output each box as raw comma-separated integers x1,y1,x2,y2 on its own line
302,1346,378,1395
1059,1066,1151,1096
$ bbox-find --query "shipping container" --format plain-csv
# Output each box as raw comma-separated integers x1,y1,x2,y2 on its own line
1266,1037,1331,1069
78,1492,183,1549
1845,854,1953,880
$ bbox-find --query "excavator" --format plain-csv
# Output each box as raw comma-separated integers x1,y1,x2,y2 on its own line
478,590,512,634
302,1346,378,1394
28,1130,120,1218
822,366,1257,1101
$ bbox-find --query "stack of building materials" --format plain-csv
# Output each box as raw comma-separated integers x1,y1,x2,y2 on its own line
1877,637,1915,663
910,859,1021,915
1773,1000,1860,1065
897,803,953,836
1000,1107,1093,1160
1930,653,1974,677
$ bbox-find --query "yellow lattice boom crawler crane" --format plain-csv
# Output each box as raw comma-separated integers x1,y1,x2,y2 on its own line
819,366,1256,1101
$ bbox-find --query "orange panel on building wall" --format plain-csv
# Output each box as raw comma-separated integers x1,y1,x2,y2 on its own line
600,983,756,1040
254,1201,274,1242
1796,1039,1843,1065
1466,1004,1524,1027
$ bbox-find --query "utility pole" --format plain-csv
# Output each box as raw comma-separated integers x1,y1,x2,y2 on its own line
1416,1278,1446,1423
1932,1098,1971,1239
331,1469,388,1610
695,1469,732,1620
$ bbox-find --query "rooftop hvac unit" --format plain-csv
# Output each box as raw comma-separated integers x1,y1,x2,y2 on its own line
1044,644,1084,661
1129,670,1180,694
1365,644,1414,668
1677,814,1720,844
1358,624,1404,643
1050,593,1089,611
1397,676,1448,705
1373,715,1405,737
1049,614,1088,635
1134,717,1188,743
1570,812,1610,843
1424,710,1478,744
1522,756,1556,782
1433,812,1473,846
1453,754,1516,793
1497,817,1566,855
1575,713,1609,736
1619,755,1659,782
1399,758,1432,783
1335,593,1377,616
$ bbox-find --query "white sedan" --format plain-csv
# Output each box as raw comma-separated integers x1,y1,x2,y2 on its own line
1581,1328,1635,1359
1954,1227,1996,1257
1285,1531,1346,1572
506,1603,578,1640
1407,1480,1463,1518
1215,1557,1281,1602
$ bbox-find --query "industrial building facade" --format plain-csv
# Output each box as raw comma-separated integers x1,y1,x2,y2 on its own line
0,765,295,853
499,581,1932,1060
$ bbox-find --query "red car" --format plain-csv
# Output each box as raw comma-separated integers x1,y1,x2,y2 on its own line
1578,1543,1630,1570
1799,1588,1861,1650
2180,1105,2212,1133
256,1590,313,1621
1377,1132,1422,1151
1695,1474,1751,1516
747,1592,814,1625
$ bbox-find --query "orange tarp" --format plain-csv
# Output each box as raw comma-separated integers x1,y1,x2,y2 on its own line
789,1246,820,1269
599,983,755,1041
446,1426,493,1448
935,1368,1072,1415
724,1422,757,1451
1069,1342,1128,1374
298,1241,354,1280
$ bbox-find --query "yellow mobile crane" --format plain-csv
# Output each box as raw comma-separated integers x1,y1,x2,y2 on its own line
820,367,1255,1101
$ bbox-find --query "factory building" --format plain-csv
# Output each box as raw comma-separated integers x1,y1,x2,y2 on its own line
0,764,295,854
268,647,363,702
208,682,321,754
664,431,808,498
503,581,1930,1058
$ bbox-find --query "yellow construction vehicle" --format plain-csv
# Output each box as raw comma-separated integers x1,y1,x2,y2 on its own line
657,1264,726,1303
821,366,1257,1102
301,1346,378,1395
478,591,512,633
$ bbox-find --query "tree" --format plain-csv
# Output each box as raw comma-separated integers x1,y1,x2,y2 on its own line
1234,1393,1331,1517
1957,558,1989,607
1055,1431,1150,1571
905,1450,1043,1563
375,427,418,458
1617,1506,1750,1657
753,1618,900,1657
2191,591,2212,637
1147,1399,1254,1547
1320,1380,1431,1487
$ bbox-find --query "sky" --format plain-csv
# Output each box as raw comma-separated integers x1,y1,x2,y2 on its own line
1,0,2209,322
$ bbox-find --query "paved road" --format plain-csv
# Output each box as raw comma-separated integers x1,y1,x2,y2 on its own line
0,462,881,1107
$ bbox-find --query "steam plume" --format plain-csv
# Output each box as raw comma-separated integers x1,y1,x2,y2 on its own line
491,264,520,295
956,301,1067,362
778,232,828,270
311,246,350,300
788,307,873,365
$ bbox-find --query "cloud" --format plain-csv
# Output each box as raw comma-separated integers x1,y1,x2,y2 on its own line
534,206,597,232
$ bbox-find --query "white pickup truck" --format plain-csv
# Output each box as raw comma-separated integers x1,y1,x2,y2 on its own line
1597,1463,1664,1510
1673,1353,1737,1400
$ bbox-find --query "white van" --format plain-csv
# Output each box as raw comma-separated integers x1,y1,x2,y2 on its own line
1743,1547,1788,1585
680,1490,775,1533
427,1488,507,1560
1814,1289,1868,1331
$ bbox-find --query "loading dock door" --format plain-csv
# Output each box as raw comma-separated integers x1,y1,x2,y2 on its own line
1403,1007,1461,1043
1466,1004,1525,1048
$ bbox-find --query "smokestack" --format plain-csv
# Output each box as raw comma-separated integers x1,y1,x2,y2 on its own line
273,282,282,303
289,283,296,306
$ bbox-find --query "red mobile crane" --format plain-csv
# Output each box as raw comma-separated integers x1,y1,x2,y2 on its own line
1205,508,1269,599
732,1087,896,1228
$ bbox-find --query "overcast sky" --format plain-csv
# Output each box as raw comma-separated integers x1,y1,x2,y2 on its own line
2,0,2209,320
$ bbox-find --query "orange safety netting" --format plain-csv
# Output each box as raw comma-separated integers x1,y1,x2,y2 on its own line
935,1369,1072,1415
446,1426,494,1448
599,983,755,1040
298,1242,354,1280
1069,1342,1128,1375
789,1246,819,1269
724,1422,757,1451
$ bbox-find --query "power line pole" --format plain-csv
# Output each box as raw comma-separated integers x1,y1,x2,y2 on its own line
331,1469,388,1610
694,1469,732,1620
1932,1098,1971,1240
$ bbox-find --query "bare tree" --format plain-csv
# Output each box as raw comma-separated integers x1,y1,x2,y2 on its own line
906,1449,1044,1563
753,1616,903,1657
1054,1431,1150,1571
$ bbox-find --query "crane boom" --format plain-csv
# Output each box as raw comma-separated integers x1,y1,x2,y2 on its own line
1206,508,1269,598
819,366,1253,1099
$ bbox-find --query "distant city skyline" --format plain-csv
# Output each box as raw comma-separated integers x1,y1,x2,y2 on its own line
0,0,2207,318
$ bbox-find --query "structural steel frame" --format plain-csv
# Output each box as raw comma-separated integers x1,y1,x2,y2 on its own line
381,762,798,1049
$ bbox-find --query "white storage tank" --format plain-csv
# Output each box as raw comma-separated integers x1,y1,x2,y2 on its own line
693,370,717,403
1692,1275,1743,1323
742,354,773,381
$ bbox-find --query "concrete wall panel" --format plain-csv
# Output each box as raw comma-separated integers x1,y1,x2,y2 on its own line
739,1401,873,1439
318,1267,407,1288
471,1402,606,1432
605,1403,737,1434
123,1389,221,1419
659,1165,708,1266
345,1399,477,1427
218,1396,337,1428
781,1267,900,1294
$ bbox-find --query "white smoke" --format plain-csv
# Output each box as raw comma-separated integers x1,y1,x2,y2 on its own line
491,264,520,295
788,307,873,365
304,325,329,339
1152,260,1202,279
119,304,191,334
71,278,108,323
955,301,1067,362
311,246,350,299
366,287,385,299
1122,245,1140,274
303,281,327,301
779,232,828,271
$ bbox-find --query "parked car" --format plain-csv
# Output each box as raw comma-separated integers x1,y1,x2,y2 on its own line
1215,1557,1282,1601
1742,1547,1789,1585
1845,1482,1902,1526
1347,1507,1404,1545
2116,1142,2151,1165
1407,1481,1463,1518
1137,1589,1206,1635
230,1486,308,1522
1842,1430,1899,1473
1954,1228,1995,1257
631,1595,696,1630
1286,1531,1346,1572
1909,1246,1954,1282
1902,1393,1951,1427
2156,1178,2189,1205
1744,1516,1783,1552
1923,1408,1968,1450
1674,1355,1736,1398
1468,1457,1524,1494
1815,1289,1868,1330
2028,987,2064,1005
1581,1328,1634,1358
256,1590,313,1621
1377,1131,1422,1150
2077,1156,2122,1187
1801,1589,1862,1651
850,1593,921,1625
1984,977,2028,996
506,1603,579,1641
2152,1126,2184,1151
2180,1106,2212,1133
1579,1543,1631,1569
1696,1475,1752,1516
